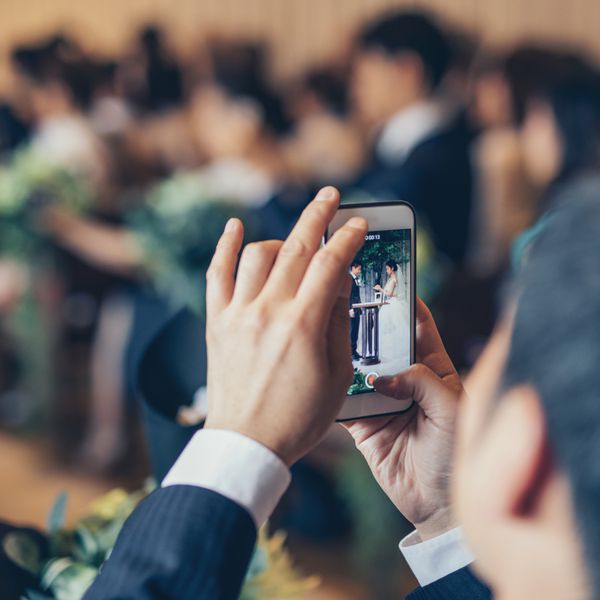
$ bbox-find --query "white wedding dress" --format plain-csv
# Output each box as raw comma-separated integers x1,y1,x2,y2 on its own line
378,274,410,363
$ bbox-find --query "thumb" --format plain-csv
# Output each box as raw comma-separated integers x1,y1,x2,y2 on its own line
374,363,457,420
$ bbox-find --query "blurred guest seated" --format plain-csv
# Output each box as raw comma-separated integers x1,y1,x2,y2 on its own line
88,61,133,137
11,39,112,195
119,25,184,114
349,11,472,266
188,42,292,208
467,51,537,276
512,50,600,264
284,67,366,187
470,45,598,275
39,43,302,277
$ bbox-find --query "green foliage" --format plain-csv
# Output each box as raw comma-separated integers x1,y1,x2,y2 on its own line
129,172,264,311
40,559,98,600
2,531,43,575
0,482,318,600
355,230,410,277
348,367,369,395
0,148,91,259
47,492,68,537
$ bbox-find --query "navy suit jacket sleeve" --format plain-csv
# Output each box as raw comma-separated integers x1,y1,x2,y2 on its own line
85,485,256,600
406,566,492,600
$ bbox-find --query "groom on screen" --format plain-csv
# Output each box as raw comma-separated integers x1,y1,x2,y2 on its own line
349,260,362,361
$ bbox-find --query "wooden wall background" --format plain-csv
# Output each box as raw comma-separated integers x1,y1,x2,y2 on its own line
1,0,600,92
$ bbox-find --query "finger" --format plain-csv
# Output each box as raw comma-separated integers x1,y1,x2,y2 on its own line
233,240,283,304
415,297,457,380
296,216,367,329
205,218,244,316
374,363,457,421
263,186,340,298
326,273,353,376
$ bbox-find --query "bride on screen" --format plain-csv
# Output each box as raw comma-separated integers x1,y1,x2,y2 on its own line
373,260,409,362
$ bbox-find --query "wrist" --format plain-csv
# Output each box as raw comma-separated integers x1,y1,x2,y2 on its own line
413,507,455,542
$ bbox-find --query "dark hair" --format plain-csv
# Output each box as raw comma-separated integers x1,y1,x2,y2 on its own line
300,67,349,116
357,11,452,90
502,196,600,596
546,71,600,182
385,259,398,272
503,46,567,124
210,42,291,135
140,25,163,54
11,38,94,110
503,46,596,125
501,46,600,185
351,259,362,268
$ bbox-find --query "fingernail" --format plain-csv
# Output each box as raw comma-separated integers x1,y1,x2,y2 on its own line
346,216,368,230
225,218,238,233
316,186,338,201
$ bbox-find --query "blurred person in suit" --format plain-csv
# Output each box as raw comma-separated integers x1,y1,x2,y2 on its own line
284,67,366,189
349,11,472,267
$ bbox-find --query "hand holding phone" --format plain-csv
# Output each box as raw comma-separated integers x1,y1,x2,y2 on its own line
343,298,463,541
204,187,367,466
327,202,416,421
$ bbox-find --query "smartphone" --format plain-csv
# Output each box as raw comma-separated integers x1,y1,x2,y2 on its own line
327,202,416,421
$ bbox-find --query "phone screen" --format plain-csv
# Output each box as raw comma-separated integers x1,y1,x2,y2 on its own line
347,228,411,396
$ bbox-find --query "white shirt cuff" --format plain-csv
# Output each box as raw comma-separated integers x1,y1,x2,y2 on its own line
162,429,291,528
399,526,474,586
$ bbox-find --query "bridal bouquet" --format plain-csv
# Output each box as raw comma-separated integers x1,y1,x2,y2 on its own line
0,148,91,260
130,171,264,310
3,483,318,600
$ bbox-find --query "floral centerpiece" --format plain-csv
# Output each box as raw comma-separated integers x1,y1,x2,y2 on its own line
3,484,319,600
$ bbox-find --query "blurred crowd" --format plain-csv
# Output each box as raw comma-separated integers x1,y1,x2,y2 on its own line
0,8,599,478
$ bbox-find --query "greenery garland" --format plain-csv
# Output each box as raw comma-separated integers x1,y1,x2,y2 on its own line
3,484,318,600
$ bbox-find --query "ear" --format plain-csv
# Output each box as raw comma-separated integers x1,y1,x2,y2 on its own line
481,385,552,520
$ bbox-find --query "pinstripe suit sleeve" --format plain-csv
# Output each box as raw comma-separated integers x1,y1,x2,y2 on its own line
406,567,492,600
85,485,256,600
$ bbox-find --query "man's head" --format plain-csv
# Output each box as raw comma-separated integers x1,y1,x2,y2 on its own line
351,11,452,126
455,198,600,599
350,260,362,276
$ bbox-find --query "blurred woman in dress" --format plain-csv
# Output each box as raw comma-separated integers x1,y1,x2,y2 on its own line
11,38,112,197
